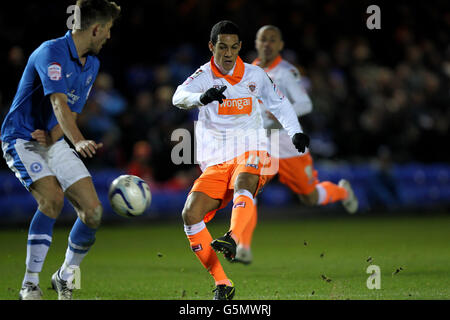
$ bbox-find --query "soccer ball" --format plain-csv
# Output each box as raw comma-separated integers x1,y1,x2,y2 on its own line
108,175,152,217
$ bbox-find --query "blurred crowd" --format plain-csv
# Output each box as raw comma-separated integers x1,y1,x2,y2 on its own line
0,0,449,190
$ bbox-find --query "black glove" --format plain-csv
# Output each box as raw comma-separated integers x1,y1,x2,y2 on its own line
200,86,227,105
292,132,310,153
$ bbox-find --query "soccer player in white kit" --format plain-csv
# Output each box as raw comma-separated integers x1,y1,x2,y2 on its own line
172,20,310,300
1,0,120,300
234,25,359,264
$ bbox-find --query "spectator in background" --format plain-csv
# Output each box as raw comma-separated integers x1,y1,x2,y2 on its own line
127,140,154,186
77,99,123,168
150,85,191,183
367,146,401,210
91,72,127,117
119,90,155,157
125,64,155,94
0,46,26,108
168,44,199,85
1,1,449,178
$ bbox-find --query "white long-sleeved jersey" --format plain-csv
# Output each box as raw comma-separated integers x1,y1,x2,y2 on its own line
173,56,302,171
253,55,312,158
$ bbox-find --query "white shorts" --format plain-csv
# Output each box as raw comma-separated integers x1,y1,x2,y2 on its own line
2,138,91,192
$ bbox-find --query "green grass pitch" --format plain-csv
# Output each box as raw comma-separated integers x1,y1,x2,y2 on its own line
1,214,449,300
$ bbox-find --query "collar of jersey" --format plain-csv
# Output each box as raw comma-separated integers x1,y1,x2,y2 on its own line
210,56,245,86
65,31,80,62
65,31,91,67
252,55,282,72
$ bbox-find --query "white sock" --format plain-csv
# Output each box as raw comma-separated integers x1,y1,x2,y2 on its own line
184,220,206,236
60,247,85,281
316,184,327,205
233,189,255,204
23,271,39,286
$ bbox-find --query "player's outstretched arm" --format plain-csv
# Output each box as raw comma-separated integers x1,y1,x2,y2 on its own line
282,67,313,117
172,68,226,109
258,70,310,153
50,93,102,158
173,85,227,110
199,86,227,105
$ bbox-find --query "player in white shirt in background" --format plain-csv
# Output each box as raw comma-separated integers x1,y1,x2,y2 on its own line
234,25,358,264
172,20,310,300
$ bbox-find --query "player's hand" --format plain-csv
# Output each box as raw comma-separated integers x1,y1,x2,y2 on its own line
74,140,103,158
292,132,310,153
200,86,227,105
31,129,52,147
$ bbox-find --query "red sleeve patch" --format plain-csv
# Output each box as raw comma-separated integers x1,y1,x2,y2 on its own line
47,62,62,81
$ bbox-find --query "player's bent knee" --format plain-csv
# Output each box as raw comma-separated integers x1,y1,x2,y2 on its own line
182,198,207,226
81,203,103,229
38,190,65,218
182,204,201,225
181,192,220,225
235,173,259,195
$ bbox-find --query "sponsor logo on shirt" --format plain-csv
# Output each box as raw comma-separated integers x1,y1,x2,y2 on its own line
47,63,62,81
218,97,252,115
67,89,80,105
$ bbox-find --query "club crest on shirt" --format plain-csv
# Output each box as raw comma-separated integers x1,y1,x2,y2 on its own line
47,62,62,81
30,162,43,173
247,81,257,94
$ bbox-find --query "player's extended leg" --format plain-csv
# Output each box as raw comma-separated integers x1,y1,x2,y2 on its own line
212,150,270,263
19,176,64,300
234,198,257,264
300,180,358,214
211,172,260,262
234,170,276,265
51,177,103,300
182,191,235,300
278,153,358,213
230,172,259,243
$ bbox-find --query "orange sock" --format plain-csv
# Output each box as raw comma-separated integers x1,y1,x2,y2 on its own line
229,190,255,243
239,199,257,249
316,181,348,205
185,222,230,286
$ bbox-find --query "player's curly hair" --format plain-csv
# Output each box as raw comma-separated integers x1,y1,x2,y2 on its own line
210,20,240,45
75,0,121,30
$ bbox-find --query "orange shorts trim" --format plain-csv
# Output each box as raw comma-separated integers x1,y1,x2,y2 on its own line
190,151,270,222
268,153,319,195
